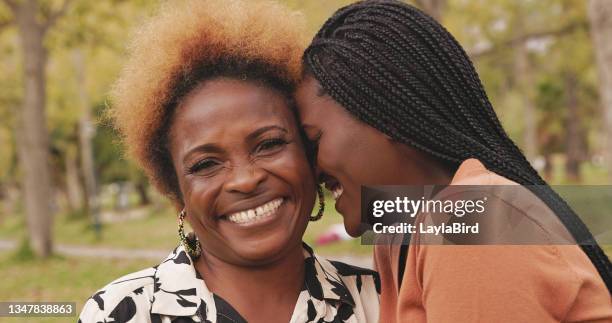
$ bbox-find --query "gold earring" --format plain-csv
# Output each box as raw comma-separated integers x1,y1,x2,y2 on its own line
178,210,202,258
309,185,325,221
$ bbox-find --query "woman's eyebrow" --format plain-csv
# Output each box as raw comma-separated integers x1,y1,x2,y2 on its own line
246,125,288,141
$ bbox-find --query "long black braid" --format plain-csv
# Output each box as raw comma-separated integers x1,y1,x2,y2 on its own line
304,0,612,292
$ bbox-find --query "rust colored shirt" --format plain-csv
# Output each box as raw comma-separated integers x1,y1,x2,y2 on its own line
374,158,612,323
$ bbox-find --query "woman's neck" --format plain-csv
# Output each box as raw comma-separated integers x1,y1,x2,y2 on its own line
394,143,455,185
193,242,305,321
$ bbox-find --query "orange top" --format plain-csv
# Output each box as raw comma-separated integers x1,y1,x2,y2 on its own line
374,158,612,323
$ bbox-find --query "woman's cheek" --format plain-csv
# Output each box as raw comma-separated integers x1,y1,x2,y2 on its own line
186,181,220,227
267,147,313,177
263,149,315,205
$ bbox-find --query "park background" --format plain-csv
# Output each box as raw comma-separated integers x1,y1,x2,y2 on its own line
1,0,612,322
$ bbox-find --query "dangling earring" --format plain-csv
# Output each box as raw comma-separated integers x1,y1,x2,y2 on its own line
178,209,202,258
309,185,325,221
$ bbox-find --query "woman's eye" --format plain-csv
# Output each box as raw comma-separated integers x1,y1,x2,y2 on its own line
307,131,322,160
307,131,322,151
187,159,220,174
255,138,288,154
311,131,322,147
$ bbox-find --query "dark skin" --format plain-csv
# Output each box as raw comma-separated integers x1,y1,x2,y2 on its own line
168,78,316,323
295,76,453,237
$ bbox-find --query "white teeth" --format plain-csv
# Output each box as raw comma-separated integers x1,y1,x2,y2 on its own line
226,198,283,224
332,185,344,200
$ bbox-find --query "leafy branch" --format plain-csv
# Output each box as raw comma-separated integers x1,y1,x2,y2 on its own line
469,20,589,59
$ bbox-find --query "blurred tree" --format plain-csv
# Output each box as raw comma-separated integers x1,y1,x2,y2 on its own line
414,0,446,22
536,79,564,180
92,102,151,207
63,136,83,211
0,25,21,219
72,48,99,222
1,0,73,258
511,1,539,162
444,0,597,182
588,0,612,183
285,0,355,36
551,0,595,182
44,0,155,219
564,71,583,181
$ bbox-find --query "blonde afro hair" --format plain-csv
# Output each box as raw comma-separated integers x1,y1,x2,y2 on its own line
110,0,308,202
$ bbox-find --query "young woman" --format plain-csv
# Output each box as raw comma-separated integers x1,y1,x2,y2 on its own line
295,1,612,322
78,1,379,322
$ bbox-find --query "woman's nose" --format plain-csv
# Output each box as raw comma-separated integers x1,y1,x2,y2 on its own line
223,163,267,194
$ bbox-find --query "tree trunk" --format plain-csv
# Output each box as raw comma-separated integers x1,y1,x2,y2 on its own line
72,49,100,221
515,40,538,163
135,181,150,206
64,145,83,212
543,153,553,181
565,72,582,182
14,0,54,257
588,0,612,183
415,0,446,22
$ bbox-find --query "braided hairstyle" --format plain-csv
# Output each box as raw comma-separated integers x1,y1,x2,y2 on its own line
303,0,612,292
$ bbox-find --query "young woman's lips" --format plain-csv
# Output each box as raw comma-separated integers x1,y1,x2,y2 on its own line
223,197,285,228
330,184,344,200
322,176,344,201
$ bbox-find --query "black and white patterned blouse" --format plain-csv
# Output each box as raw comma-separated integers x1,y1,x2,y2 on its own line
78,243,380,323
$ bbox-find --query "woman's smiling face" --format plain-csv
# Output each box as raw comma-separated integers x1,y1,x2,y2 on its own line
295,76,438,237
169,78,315,266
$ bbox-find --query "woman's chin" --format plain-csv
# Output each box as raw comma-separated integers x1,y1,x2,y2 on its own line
228,235,302,265
344,220,364,238
341,209,366,237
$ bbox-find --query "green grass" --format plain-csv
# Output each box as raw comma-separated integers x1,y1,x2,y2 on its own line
0,252,152,323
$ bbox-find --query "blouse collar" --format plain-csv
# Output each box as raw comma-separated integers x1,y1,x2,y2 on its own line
150,243,355,318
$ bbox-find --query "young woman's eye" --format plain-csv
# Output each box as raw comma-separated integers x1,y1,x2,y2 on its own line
311,131,322,147
187,158,220,175
255,138,288,154
306,130,322,152
307,131,322,161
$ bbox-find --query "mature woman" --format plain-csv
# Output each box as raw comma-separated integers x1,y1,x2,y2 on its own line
295,0,612,322
78,1,379,322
